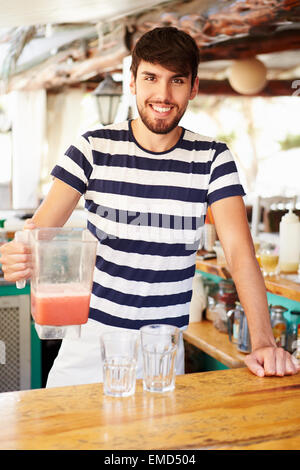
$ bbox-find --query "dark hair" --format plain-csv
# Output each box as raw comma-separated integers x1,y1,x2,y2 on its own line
131,27,200,87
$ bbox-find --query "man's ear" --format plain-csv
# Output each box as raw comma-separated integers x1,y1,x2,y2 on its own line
129,72,136,96
189,76,199,101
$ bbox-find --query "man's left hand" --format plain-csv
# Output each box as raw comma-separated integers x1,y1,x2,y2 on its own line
244,346,300,377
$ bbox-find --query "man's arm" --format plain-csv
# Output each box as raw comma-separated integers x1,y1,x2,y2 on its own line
31,178,81,227
210,195,299,377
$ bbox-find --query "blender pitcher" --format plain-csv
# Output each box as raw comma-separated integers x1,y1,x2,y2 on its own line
15,228,98,339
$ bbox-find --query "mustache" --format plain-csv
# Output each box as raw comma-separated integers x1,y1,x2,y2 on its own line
147,100,176,107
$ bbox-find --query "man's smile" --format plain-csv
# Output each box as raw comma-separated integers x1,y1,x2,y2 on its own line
149,103,174,117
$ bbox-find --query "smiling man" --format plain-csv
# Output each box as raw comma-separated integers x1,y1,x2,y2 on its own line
130,28,199,147
131,63,197,135
0,27,298,387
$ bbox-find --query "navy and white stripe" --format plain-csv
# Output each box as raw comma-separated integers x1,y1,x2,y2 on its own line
51,120,245,330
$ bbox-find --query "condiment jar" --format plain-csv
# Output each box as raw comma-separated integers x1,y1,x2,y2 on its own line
269,305,288,348
279,209,300,273
217,280,238,309
213,280,238,333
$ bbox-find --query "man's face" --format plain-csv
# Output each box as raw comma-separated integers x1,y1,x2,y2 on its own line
130,60,199,134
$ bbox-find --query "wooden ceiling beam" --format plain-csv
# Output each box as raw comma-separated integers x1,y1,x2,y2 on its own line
197,79,300,96
198,28,300,61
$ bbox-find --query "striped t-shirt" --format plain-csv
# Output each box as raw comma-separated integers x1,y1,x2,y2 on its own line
51,120,245,330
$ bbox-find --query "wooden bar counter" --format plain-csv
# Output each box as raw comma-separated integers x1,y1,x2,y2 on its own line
183,320,246,368
0,368,299,450
196,257,300,302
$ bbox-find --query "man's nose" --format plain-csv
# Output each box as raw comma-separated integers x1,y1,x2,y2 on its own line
154,80,172,103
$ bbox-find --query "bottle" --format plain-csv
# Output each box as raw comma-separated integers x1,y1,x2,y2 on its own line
279,208,300,273
217,280,238,309
227,301,243,345
233,302,243,345
213,280,238,333
189,273,206,323
237,309,251,354
286,310,300,354
270,305,288,348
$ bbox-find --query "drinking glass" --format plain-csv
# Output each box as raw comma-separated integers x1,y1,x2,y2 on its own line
140,324,181,393
260,244,279,277
100,330,139,397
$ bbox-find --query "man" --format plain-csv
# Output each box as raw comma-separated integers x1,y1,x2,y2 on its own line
0,27,298,387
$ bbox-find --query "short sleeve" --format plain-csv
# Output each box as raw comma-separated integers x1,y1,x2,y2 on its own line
207,142,246,206
51,133,93,195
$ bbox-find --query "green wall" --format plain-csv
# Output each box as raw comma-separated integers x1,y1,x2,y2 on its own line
0,283,42,389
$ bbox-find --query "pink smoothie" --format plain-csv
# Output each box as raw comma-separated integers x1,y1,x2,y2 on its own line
31,283,91,326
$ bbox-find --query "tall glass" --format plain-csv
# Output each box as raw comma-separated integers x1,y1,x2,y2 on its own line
100,331,139,397
140,324,181,393
259,245,279,277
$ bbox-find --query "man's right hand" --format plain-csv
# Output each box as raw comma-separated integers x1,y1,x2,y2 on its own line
0,219,35,283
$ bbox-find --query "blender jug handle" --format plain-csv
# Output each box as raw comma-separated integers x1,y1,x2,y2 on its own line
14,231,30,289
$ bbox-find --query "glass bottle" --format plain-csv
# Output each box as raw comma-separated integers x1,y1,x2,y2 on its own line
213,280,238,333
233,302,243,345
227,301,243,345
270,305,288,348
286,310,300,354
217,280,238,309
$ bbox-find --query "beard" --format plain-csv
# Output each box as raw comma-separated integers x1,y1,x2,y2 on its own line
137,101,186,135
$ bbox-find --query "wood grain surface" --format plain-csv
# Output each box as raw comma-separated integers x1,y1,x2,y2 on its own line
0,368,299,450
264,275,300,303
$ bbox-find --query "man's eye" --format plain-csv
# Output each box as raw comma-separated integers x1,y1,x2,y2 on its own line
145,76,155,81
173,78,184,84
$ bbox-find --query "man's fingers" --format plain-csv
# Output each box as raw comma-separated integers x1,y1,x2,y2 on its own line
274,347,286,376
1,241,31,256
262,347,278,376
0,254,32,272
244,353,265,377
0,240,32,282
285,353,299,375
3,269,31,283
266,348,297,376
245,347,299,378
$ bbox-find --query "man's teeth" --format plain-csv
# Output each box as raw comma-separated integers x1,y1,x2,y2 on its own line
152,105,171,113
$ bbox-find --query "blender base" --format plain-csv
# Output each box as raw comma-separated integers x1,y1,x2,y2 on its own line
34,323,82,340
